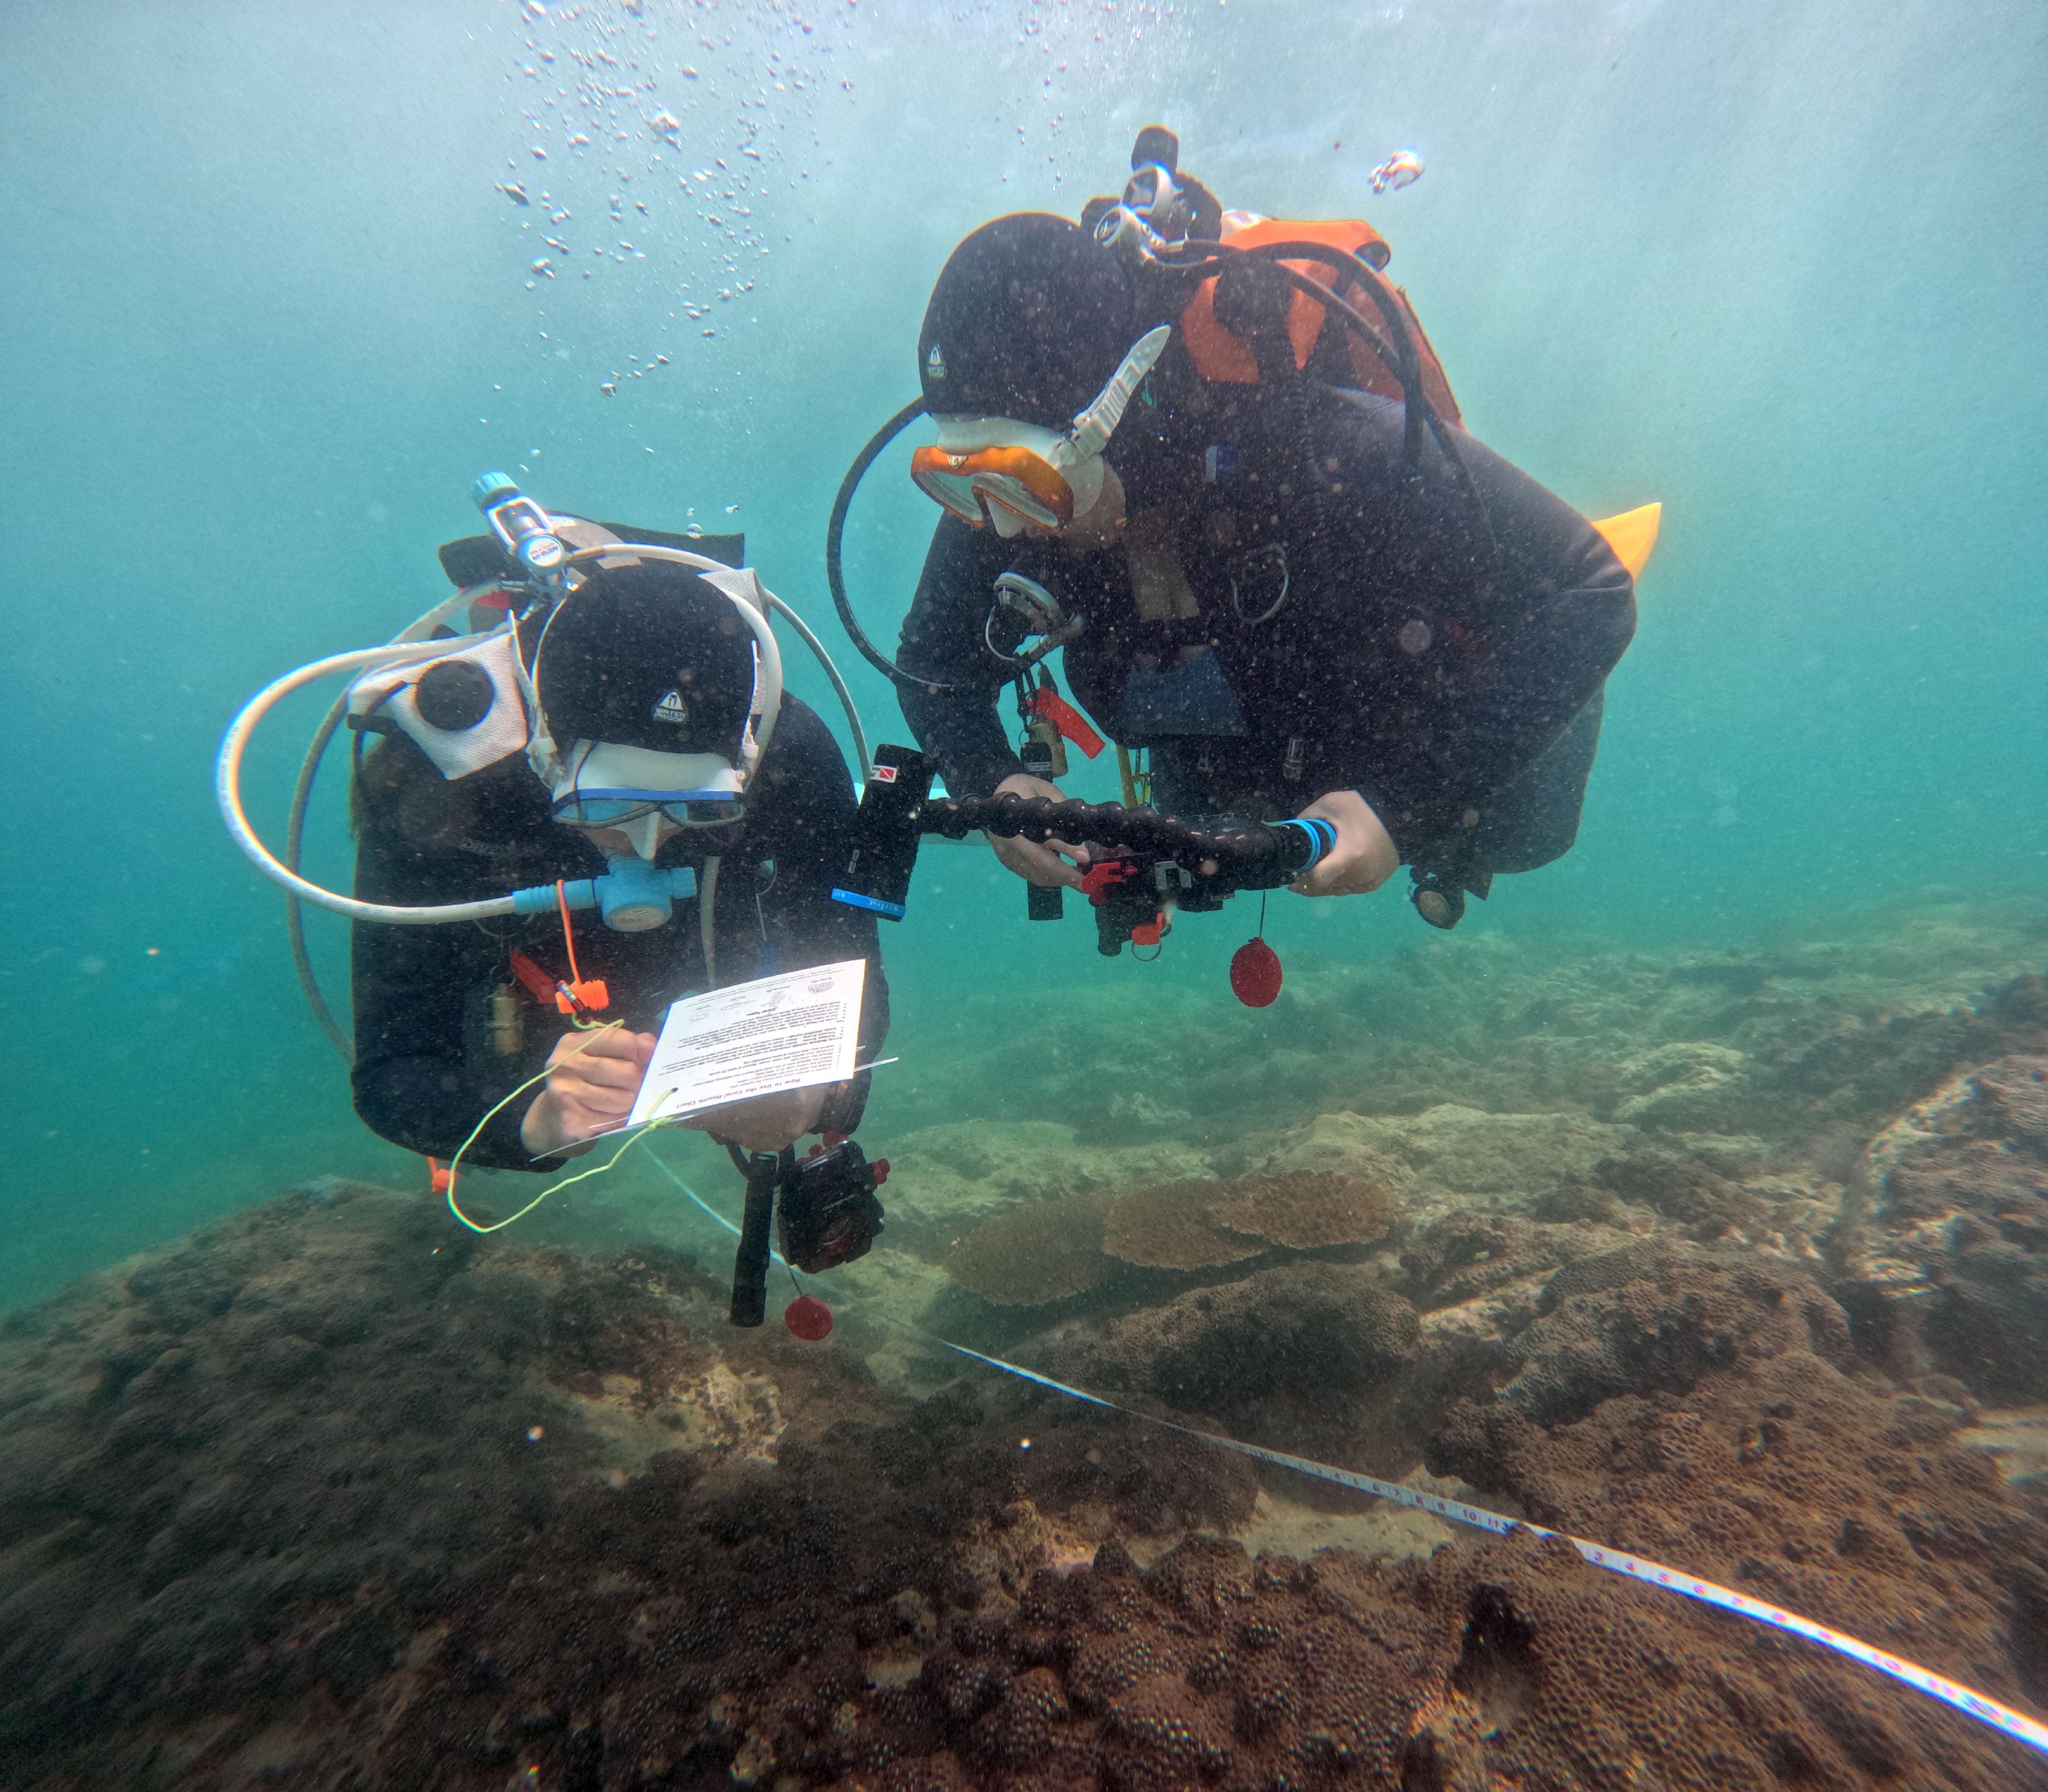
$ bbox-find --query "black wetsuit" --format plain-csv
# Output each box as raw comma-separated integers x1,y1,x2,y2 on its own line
350,696,886,1171
898,389,1636,887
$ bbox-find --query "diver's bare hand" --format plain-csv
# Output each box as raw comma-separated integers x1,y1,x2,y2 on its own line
687,1083,831,1154
1289,791,1399,897
521,1027,656,1158
988,772,1089,889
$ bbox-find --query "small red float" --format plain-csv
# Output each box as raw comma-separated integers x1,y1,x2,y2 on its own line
1229,936,1283,1008
784,1294,834,1341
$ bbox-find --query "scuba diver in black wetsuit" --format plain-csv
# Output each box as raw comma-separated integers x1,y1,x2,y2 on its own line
827,129,1655,937
221,486,886,1180
349,552,886,1168
219,484,891,1328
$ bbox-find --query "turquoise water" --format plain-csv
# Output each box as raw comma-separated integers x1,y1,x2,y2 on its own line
2,0,2044,1314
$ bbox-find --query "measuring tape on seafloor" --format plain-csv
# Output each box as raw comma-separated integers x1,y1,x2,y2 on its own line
642,1151,2048,1760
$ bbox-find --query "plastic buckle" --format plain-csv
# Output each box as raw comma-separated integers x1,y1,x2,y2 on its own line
1078,860,1137,903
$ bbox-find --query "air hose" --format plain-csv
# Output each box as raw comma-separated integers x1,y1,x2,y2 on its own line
284,591,478,1063
825,395,978,694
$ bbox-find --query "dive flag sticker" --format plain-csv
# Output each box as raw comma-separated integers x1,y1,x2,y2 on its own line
872,764,899,783
651,688,689,724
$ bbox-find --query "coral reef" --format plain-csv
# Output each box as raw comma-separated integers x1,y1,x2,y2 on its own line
941,1190,1111,1306
1101,1180,1262,1271
6,907,2048,1789
1041,1261,1420,1435
1496,1238,1852,1423
1838,1051,2048,1399
1431,1352,2048,1739
1208,1168,1394,1249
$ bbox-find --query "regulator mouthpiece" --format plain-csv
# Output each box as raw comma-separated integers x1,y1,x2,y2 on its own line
599,857,684,932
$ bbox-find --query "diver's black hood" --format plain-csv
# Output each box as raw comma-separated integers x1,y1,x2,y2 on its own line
522,561,758,758
918,213,1141,429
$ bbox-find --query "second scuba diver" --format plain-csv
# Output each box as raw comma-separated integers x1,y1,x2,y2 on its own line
346,513,887,1172
879,130,1646,931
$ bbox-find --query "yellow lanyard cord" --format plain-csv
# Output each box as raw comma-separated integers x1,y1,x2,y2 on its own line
442,1021,650,1233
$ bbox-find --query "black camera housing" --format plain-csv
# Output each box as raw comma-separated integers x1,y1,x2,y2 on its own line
779,1138,887,1274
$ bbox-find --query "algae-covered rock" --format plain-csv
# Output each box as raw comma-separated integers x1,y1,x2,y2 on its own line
1611,1040,1751,1129
1250,1104,1634,1226
878,1119,1212,1245
1041,1261,1419,1421
1839,1053,2048,1401
1495,1239,1851,1423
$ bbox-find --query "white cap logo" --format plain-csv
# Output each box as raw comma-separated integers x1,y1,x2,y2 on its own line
927,343,946,379
651,688,689,724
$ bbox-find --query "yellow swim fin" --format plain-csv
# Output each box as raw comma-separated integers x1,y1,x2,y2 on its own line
1591,501,1661,581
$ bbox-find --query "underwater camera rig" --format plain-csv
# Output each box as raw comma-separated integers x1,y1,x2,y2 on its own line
727,1136,889,1329
831,744,1336,957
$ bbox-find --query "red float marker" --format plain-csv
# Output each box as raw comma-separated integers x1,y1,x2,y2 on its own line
1229,936,1283,1007
784,1294,834,1341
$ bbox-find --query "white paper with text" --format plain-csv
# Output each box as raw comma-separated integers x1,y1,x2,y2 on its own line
627,958,866,1128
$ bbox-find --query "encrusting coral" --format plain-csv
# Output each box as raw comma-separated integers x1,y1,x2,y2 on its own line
1207,1168,1393,1249
1102,1181,1263,1270
946,1169,1401,1304
942,1190,1111,1306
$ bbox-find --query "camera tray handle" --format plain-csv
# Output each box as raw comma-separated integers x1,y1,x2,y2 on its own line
728,1145,790,1328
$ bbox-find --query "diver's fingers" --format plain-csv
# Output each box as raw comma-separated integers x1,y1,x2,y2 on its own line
987,831,1086,889
573,1028,655,1066
1041,836,1093,865
571,1050,648,1092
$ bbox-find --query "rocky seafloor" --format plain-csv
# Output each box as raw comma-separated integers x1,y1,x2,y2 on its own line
5,900,2048,1790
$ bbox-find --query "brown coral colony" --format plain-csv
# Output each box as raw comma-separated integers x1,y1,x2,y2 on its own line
1208,1169,1393,1250
944,1171,1399,1305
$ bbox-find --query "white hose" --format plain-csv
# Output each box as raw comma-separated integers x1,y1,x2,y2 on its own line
764,592,870,777
286,590,497,1057
216,640,524,925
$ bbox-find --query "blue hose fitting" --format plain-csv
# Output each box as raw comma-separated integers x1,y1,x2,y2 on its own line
510,863,698,931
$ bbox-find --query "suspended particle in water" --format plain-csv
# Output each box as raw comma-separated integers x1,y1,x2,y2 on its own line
525,1424,545,1441
1398,617,1432,654
531,145,548,158
601,380,617,395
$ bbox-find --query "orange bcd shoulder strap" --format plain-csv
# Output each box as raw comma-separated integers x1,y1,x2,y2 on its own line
1177,217,1462,426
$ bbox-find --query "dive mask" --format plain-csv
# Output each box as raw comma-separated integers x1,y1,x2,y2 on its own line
549,740,746,860
910,325,1170,538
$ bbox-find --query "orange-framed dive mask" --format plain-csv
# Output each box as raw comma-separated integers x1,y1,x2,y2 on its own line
910,434,1076,534
909,325,1172,539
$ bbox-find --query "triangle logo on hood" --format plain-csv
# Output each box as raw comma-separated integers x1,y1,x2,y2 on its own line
651,688,690,726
